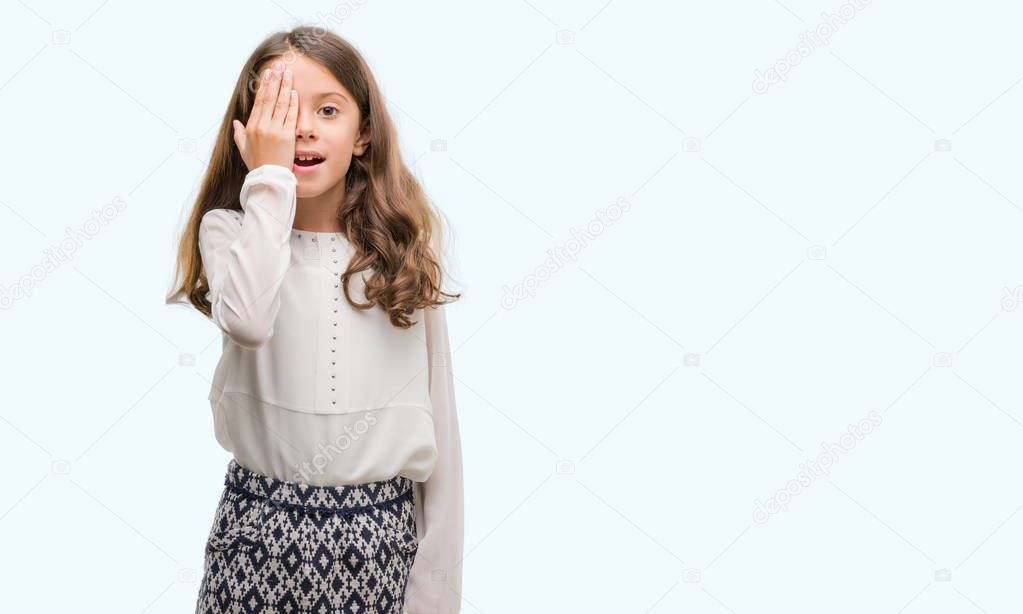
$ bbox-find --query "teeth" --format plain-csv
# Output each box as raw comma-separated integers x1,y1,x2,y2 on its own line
296,155,321,161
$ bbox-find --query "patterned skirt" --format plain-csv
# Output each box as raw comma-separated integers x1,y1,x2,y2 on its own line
195,459,419,614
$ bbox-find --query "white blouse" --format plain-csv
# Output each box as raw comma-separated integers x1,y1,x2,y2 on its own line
197,163,463,614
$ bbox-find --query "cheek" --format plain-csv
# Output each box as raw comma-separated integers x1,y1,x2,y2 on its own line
324,133,356,156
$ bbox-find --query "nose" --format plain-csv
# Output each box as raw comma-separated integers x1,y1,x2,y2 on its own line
295,106,316,139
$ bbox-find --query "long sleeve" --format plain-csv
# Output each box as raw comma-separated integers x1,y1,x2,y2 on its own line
197,164,297,349
404,303,465,614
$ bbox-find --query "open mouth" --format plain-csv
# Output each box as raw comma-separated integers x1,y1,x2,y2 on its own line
294,156,324,167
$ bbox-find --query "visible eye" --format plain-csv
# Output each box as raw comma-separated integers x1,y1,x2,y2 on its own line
320,106,340,117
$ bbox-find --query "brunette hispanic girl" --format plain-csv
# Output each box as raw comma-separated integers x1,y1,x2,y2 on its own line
167,25,464,614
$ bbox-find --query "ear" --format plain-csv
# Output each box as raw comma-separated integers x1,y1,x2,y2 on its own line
353,121,371,157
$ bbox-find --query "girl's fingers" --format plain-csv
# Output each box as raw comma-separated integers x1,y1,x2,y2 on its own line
250,68,269,126
272,67,292,124
260,66,281,125
232,119,246,152
284,89,298,129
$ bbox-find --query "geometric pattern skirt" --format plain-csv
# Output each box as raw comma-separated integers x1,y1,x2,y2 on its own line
195,459,419,614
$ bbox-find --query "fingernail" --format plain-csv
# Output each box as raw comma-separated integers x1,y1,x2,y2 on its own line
284,68,291,79
263,69,270,80
274,61,283,71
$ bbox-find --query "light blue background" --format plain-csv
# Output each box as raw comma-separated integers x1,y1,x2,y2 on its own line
1,0,1021,612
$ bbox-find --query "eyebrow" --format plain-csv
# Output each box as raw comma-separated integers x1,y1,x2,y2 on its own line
316,91,349,102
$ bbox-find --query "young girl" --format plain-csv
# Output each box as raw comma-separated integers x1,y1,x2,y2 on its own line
166,26,464,614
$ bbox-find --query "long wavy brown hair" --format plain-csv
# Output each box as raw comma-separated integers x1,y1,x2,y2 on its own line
166,26,460,328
